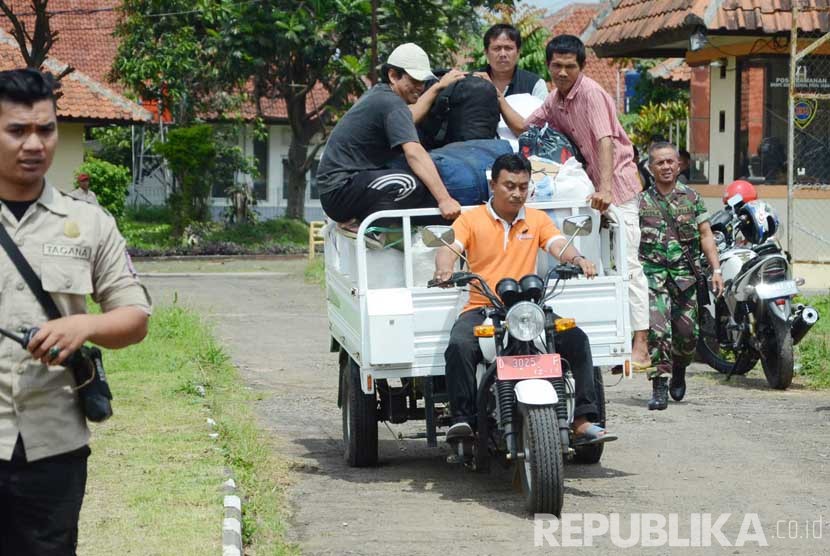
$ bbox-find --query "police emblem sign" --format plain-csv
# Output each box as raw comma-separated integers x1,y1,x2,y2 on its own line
794,99,818,129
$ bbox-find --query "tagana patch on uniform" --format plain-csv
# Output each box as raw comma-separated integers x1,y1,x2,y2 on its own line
43,243,92,259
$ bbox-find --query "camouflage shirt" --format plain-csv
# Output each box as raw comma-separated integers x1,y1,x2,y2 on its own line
638,183,709,290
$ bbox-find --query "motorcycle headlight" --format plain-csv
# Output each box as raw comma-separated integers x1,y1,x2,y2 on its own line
505,301,545,342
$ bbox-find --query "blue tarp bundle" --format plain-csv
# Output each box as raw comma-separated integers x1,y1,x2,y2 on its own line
388,139,513,206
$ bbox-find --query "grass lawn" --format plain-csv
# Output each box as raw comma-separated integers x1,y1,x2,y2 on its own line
796,294,830,388
119,207,310,256
304,257,325,286
78,305,296,555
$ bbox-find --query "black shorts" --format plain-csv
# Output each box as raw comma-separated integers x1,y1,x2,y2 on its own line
320,169,437,222
0,437,90,556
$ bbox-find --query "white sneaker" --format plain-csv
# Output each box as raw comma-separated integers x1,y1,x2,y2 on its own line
446,422,473,442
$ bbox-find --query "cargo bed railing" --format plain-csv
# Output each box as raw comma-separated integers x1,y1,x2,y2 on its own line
352,201,629,293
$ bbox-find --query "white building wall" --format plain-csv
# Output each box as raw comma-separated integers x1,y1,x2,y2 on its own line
48,122,85,192
708,57,737,184
208,123,326,221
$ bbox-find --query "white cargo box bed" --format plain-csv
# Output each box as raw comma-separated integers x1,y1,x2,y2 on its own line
325,201,632,393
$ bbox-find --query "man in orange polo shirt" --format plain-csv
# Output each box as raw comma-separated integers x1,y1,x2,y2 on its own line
433,154,616,443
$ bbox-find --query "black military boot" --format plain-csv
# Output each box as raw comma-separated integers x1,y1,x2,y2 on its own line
669,366,686,401
648,377,669,410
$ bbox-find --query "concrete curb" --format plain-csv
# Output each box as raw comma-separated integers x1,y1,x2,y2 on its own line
222,487,243,556
207,415,244,556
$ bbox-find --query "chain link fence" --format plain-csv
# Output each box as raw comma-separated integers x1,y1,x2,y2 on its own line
788,3,830,262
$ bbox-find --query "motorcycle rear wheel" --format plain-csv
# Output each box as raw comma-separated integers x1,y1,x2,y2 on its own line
341,353,379,466
572,367,605,464
760,317,794,390
696,300,758,375
518,405,564,516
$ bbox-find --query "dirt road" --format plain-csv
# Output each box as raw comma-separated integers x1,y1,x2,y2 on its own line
140,259,830,555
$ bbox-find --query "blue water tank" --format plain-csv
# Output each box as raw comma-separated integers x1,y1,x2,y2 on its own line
624,69,641,113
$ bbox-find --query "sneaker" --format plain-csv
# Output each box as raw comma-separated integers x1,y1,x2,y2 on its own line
363,231,386,250
446,422,474,442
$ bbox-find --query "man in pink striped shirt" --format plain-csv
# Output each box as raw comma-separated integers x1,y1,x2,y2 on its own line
500,35,650,368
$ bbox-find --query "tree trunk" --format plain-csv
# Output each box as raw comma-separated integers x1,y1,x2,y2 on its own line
285,136,308,220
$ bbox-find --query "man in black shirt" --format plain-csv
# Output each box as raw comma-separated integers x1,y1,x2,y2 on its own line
318,43,465,225
479,23,547,101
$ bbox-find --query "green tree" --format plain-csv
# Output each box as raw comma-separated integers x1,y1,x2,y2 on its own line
88,126,133,170
466,3,551,79
153,124,217,234
114,0,502,220
113,1,247,124
629,60,689,112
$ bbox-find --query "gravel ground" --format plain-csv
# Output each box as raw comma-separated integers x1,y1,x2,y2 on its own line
140,258,830,556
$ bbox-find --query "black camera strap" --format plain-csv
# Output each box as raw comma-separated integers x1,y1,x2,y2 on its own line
0,222,63,320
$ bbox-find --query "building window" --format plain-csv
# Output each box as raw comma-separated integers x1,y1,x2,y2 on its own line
252,136,268,200
212,128,269,199
282,158,321,200
735,57,789,184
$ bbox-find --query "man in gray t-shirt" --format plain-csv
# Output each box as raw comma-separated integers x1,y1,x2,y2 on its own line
318,43,464,224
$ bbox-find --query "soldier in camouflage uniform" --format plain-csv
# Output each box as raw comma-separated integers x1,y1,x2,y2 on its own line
639,142,723,410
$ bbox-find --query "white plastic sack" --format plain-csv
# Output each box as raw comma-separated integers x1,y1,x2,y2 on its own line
497,93,544,152
553,157,595,201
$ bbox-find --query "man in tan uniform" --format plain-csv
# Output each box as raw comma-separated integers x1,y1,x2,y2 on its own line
0,69,150,554
67,171,99,206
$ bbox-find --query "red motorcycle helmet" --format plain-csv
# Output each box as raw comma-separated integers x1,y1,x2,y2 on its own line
722,180,758,205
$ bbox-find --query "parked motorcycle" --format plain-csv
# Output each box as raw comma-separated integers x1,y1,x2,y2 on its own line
426,215,607,515
697,196,820,389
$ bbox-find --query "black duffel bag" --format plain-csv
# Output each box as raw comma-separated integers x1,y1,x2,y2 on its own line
418,73,500,150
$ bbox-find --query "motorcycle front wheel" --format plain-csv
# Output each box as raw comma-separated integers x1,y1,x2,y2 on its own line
760,316,794,390
696,299,759,375
518,405,564,516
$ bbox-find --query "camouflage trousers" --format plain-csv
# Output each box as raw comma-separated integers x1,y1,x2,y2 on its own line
647,277,698,379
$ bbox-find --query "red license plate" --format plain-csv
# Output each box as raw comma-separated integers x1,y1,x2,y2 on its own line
496,353,562,380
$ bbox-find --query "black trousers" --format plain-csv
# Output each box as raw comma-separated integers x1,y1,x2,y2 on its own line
444,308,600,426
0,436,89,556
320,169,435,223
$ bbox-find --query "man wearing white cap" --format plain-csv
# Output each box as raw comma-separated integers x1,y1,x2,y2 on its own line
318,43,465,227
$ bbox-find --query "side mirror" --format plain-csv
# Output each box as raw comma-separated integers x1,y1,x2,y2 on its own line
562,215,592,237
557,215,593,258
421,226,455,248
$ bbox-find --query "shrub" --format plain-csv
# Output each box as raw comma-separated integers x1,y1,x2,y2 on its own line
75,158,131,219
154,124,217,234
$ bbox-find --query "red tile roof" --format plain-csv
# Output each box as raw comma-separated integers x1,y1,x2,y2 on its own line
2,0,313,121
649,57,692,82
588,0,830,57
4,0,122,90
715,0,830,34
543,3,630,110
0,30,150,122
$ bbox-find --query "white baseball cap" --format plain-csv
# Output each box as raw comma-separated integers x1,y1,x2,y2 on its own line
386,43,436,82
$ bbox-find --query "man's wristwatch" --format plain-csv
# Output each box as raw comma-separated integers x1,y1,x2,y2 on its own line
713,268,723,275
571,255,585,264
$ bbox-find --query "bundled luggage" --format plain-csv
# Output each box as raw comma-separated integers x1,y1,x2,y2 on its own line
418,74,501,150
518,124,583,165
388,139,512,206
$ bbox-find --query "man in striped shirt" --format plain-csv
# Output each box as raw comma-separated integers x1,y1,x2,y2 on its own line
500,35,650,368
